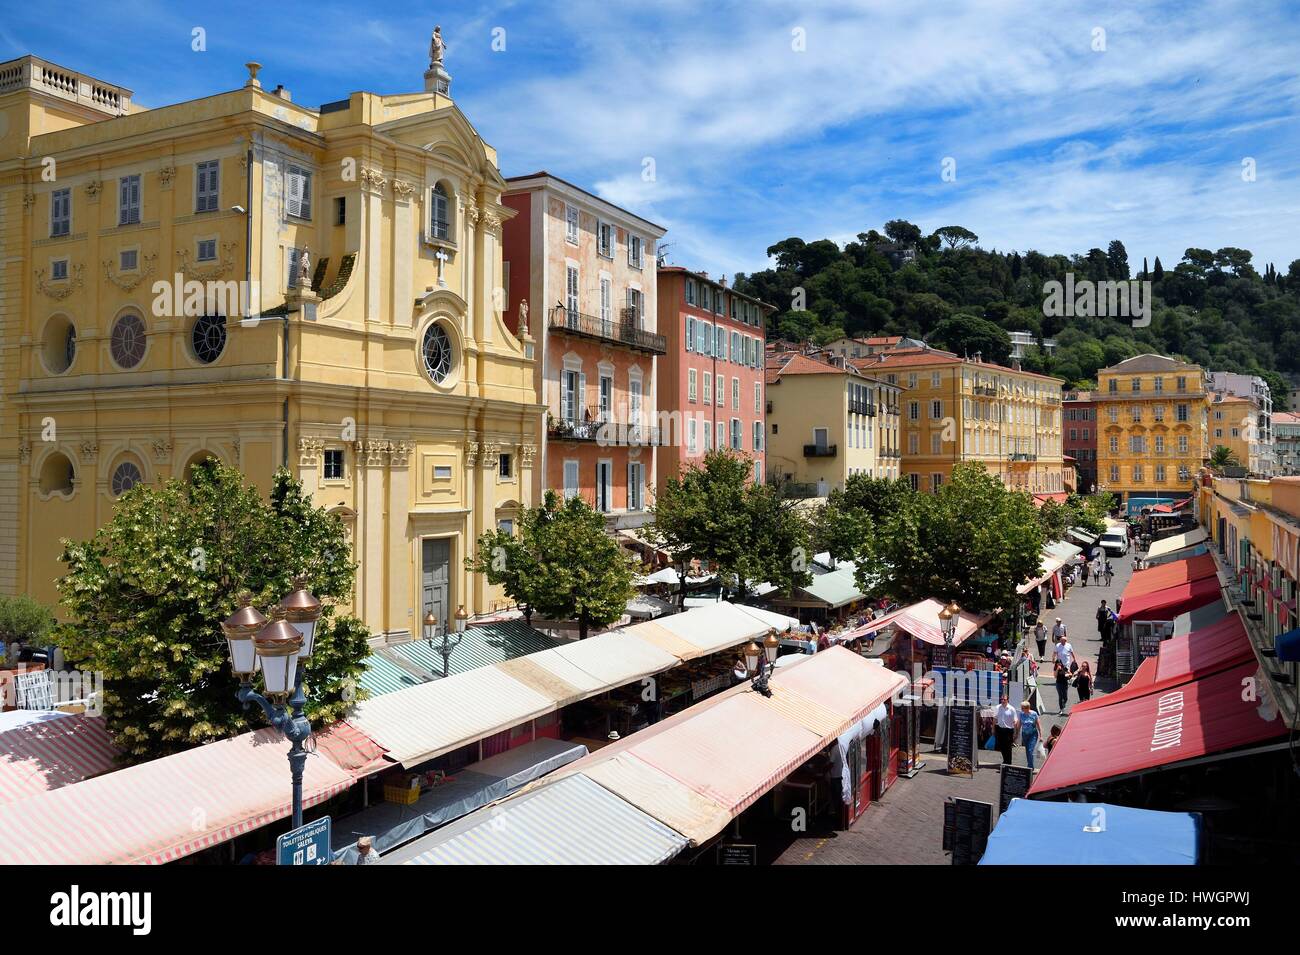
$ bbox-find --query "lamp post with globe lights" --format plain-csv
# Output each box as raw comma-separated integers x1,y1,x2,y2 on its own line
220,577,322,830
742,629,782,698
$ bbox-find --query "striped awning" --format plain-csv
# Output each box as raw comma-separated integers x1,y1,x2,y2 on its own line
0,727,355,864
0,714,120,805
387,620,560,680
403,773,688,865
359,651,428,698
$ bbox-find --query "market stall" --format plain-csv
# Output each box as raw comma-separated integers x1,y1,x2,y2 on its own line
981,800,1199,865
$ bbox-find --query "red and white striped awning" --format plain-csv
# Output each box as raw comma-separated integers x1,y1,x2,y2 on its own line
0,714,120,805
0,727,356,865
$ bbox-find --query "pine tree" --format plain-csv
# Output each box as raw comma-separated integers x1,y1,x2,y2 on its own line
1152,256,1164,281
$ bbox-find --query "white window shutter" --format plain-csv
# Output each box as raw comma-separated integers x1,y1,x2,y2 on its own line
578,372,586,419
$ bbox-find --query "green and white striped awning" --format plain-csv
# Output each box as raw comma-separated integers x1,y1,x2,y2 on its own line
387,620,560,680
359,652,428,698
402,773,688,865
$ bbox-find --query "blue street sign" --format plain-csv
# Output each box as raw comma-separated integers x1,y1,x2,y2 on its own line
277,816,331,866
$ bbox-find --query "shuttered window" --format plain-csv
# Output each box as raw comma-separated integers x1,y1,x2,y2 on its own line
286,164,312,220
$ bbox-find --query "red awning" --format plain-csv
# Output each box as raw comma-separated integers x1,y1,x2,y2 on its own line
1124,554,1218,599
1118,575,1221,623
1032,493,1068,508
1029,660,1286,797
1173,498,1192,510
848,598,992,646
0,714,121,805
1074,614,1251,712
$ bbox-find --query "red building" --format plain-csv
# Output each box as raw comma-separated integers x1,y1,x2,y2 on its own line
1064,389,1098,494
655,268,774,491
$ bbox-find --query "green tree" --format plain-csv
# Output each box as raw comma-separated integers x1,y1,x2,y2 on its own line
54,462,370,762
860,463,1045,614
0,594,55,647
929,313,1013,364
932,225,979,250
1209,446,1241,470
468,491,633,640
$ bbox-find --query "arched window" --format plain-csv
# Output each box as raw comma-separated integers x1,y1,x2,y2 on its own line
41,315,77,374
430,183,451,240
110,311,147,369
111,458,144,497
422,322,453,384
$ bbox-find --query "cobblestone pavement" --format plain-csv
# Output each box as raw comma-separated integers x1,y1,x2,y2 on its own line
776,546,1139,865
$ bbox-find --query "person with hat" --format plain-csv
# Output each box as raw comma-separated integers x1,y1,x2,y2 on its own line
356,836,379,865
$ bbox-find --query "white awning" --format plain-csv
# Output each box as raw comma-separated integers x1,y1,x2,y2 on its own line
1148,527,1209,560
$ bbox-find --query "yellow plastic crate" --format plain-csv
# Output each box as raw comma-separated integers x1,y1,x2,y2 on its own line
383,783,420,805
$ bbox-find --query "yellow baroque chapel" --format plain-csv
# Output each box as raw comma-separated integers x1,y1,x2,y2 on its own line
0,44,541,641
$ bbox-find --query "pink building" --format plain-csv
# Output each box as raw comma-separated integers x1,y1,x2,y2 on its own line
502,173,666,528
656,267,774,491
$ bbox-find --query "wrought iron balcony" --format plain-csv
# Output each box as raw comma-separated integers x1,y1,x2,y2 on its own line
804,444,837,457
547,418,664,446
1008,452,1038,463
549,307,667,355
848,399,876,416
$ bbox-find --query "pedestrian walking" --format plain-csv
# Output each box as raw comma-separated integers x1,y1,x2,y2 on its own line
1033,620,1048,660
1045,723,1063,754
1079,555,1088,587
1052,616,1067,645
1054,632,1077,672
994,695,1018,764
1075,660,1093,702
1104,559,1114,587
1020,699,1042,771
1054,660,1071,713
1093,558,1103,585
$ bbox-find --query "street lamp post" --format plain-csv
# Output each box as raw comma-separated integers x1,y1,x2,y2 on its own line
743,630,782,698
220,578,322,830
423,605,468,678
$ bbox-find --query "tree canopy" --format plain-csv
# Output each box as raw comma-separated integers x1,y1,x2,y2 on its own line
54,461,370,762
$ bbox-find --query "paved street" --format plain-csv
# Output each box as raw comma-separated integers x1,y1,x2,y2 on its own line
778,545,1138,864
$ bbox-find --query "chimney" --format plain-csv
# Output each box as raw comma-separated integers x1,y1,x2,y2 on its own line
719,275,728,288
272,84,292,101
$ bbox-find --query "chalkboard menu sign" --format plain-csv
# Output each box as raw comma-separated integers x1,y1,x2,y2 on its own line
717,843,757,865
943,797,993,865
931,645,952,670
998,764,1033,814
945,705,977,776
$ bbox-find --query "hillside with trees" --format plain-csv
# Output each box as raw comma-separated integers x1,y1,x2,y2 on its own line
734,220,1298,403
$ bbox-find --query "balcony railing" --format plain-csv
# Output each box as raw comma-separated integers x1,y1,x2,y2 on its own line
804,444,837,457
881,448,902,458
973,385,997,396
849,399,876,416
549,307,667,355
1008,452,1038,462
548,418,664,446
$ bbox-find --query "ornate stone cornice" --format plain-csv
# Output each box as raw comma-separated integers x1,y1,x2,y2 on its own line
151,439,172,462
480,441,501,468
465,441,480,469
388,440,412,468
392,180,416,201
297,435,324,467
462,204,481,227
35,262,84,299
176,242,237,280
78,441,98,462
482,212,503,238
103,253,157,291
359,167,388,195
518,444,537,468
357,438,389,468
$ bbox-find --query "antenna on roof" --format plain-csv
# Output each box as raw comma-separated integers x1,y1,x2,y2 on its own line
656,243,671,267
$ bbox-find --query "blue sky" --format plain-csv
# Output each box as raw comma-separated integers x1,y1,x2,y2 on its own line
7,0,1300,278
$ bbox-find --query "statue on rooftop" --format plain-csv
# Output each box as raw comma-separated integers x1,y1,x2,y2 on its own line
429,26,446,68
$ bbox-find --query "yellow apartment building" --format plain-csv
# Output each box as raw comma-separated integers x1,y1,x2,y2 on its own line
764,352,901,496
1096,354,1209,509
854,348,1067,496
1210,393,1268,474
0,48,541,640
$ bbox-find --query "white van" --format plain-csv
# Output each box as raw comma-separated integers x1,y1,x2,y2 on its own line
1100,530,1129,557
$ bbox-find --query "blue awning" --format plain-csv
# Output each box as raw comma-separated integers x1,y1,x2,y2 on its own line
980,800,1199,865
397,774,688,865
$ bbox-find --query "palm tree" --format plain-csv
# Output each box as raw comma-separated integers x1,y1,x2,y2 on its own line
1209,445,1241,471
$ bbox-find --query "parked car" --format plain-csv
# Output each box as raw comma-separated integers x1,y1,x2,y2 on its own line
1100,530,1129,556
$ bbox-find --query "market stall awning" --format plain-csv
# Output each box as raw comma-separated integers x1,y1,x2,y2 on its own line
0,727,357,864
1118,575,1222,623
399,772,688,865
1126,553,1219,594
1147,527,1209,560
853,598,993,646
1032,492,1069,507
635,601,785,658
981,800,1199,865
348,665,557,768
386,619,559,680
333,737,587,862
1171,600,1230,636
1075,614,1250,712
0,713,120,805
795,566,866,609
1028,660,1285,798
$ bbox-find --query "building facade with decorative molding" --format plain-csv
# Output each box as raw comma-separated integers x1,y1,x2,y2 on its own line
0,51,541,641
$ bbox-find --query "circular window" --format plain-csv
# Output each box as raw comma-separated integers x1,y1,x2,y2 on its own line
191,314,226,364
40,315,77,374
110,312,147,369
421,322,453,384
111,460,143,497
